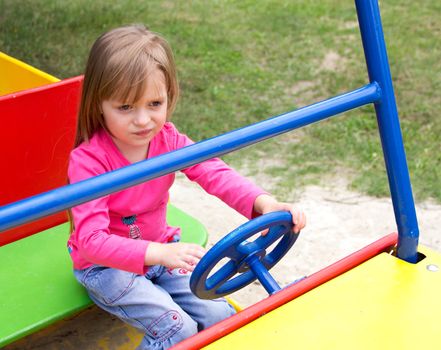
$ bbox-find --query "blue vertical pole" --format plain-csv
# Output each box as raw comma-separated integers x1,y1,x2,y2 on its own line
355,0,419,263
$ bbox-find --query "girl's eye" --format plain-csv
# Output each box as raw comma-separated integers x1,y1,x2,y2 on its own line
150,101,162,107
118,104,132,111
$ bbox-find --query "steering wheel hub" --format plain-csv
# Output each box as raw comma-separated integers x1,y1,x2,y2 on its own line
237,248,266,273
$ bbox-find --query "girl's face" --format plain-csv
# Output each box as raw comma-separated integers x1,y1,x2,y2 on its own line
101,69,168,162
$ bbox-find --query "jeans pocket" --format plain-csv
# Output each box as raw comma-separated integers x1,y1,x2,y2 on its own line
82,266,137,306
146,310,184,342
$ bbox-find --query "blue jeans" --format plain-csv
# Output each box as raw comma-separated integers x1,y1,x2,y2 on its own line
74,264,235,349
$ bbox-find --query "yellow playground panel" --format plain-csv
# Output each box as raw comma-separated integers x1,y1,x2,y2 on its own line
205,246,441,349
0,51,59,95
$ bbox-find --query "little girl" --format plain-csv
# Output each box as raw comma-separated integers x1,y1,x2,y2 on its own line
68,24,306,350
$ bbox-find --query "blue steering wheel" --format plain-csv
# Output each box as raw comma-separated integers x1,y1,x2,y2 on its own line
190,211,299,299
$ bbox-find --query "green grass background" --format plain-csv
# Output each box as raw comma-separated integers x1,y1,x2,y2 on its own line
1,0,439,202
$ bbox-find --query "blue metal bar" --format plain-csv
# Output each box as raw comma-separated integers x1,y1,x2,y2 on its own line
355,0,419,263
0,83,381,232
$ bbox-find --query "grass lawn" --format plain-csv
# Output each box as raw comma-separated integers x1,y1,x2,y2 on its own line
1,0,439,202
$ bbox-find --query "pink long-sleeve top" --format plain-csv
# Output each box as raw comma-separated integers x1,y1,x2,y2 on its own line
67,122,266,275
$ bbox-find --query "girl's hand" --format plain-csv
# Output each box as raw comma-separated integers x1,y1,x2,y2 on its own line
145,242,206,271
254,194,306,235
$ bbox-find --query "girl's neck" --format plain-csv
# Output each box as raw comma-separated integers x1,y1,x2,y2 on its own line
124,146,150,163
112,138,150,164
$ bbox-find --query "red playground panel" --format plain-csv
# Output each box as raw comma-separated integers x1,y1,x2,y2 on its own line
0,76,83,245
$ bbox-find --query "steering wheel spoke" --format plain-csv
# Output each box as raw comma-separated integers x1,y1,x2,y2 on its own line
206,260,238,290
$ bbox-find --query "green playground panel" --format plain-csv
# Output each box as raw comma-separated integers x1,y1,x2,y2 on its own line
0,203,208,347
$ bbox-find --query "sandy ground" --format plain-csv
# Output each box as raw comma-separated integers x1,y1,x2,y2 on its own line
170,173,440,308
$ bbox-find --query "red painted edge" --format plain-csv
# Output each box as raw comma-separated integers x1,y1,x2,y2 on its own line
171,232,398,350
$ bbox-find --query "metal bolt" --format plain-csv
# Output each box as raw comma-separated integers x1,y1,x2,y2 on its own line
426,264,439,272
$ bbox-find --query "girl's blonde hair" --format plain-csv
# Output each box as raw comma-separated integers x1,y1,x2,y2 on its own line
75,24,179,147
69,25,179,232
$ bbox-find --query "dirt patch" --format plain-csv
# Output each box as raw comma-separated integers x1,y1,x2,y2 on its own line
286,80,319,107
319,50,346,72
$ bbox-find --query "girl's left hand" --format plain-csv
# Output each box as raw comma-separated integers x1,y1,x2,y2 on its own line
254,194,306,235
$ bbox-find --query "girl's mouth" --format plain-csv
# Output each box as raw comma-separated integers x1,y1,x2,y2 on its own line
134,129,152,136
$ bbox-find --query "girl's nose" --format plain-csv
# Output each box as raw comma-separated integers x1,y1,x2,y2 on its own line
134,110,150,126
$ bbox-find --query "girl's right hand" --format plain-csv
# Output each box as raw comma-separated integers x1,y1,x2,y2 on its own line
145,242,206,271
